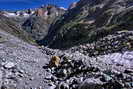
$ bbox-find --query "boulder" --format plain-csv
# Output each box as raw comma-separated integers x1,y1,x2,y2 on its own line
78,78,103,89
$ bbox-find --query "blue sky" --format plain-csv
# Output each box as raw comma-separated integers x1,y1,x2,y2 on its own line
0,0,79,11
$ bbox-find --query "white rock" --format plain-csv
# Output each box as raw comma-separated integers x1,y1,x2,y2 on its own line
109,53,122,63
59,7,67,10
3,12,17,17
4,62,15,69
123,52,133,60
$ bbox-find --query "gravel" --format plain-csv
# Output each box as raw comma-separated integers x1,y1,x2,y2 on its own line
0,29,133,89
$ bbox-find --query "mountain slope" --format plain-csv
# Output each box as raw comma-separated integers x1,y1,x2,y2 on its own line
0,14,35,45
1,5,65,43
22,5,65,41
0,28,51,89
40,0,133,49
1,2,133,89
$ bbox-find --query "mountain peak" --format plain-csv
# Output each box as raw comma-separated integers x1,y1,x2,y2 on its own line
68,2,78,9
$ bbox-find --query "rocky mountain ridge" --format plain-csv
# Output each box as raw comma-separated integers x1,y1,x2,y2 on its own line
1,5,66,18
41,0,133,49
0,14,35,45
0,5,66,42
22,5,65,41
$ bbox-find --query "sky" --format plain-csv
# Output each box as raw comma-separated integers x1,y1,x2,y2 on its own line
0,0,79,11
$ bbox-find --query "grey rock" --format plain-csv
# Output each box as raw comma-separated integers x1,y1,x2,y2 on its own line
58,82,69,89
0,70,3,88
100,74,112,82
45,73,53,79
47,83,56,89
78,78,103,89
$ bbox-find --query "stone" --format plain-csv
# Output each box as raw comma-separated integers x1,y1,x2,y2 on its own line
51,76,57,81
1,85,6,89
58,82,69,89
56,69,67,78
123,52,133,60
1,85,17,89
62,70,67,76
78,78,103,89
126,42,131,48
4,62,15,69
45,73,53,80
109,53,122,64
46,83,56,89
124,69,133,74
100,74,112,82
63,56,71,63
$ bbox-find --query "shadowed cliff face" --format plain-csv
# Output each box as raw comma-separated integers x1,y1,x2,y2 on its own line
40,0,133,49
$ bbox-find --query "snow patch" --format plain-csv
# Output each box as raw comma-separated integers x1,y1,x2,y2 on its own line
3,12,33,17
59,7,67,10
3,12,17,17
